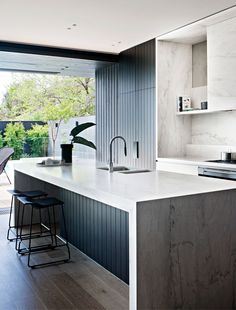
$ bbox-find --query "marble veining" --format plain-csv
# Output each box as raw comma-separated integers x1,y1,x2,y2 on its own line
157,41,192,157
208,16,236,110
186,143,236,158
191,110,236,146
137,190,236,309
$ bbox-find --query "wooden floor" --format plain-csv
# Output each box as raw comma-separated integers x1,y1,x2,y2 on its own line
0,214,129,310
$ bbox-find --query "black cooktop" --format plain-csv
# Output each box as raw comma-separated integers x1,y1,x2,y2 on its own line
206,160,236,164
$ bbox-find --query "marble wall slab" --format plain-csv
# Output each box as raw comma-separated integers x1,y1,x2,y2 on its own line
191,110,236,146
192,41,207,88
157,41,192,157
186,143,236,158
191,86,207,109
208,16,236,111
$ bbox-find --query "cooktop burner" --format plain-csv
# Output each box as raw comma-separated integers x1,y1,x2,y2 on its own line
206,159,236,164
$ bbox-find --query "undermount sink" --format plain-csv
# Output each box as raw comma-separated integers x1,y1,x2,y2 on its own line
119,169,151,174
98,166,129,172
97,166,151,174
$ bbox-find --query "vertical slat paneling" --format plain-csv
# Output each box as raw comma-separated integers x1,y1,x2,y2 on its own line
60,187,129,284
96,64,119,164
96,39,156,170
15,172,129,284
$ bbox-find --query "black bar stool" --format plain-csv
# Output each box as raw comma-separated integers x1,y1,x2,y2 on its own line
17,196,70,268
7,189,47,242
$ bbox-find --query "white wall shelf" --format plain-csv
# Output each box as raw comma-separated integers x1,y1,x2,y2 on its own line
176,109,234,115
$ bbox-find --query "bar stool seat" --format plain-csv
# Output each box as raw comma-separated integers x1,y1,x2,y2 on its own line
17,196,70,268
33,197,64,208
7,189,47,242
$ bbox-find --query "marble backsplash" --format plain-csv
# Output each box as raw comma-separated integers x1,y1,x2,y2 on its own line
191,110,236,145
186,143,236,159
185,110,236,158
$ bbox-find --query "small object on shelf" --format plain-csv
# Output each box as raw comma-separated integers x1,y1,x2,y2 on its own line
176,96,183,112
201,101,208,110
182,96,191,111
182,108,194,111
221,151,231,161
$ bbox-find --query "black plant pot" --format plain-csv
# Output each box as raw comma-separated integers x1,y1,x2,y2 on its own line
61,144,73,164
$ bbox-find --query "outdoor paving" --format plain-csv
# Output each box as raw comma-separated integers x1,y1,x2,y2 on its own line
0,163,13,209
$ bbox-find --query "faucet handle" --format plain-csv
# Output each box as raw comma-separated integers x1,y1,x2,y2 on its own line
124,145,127,156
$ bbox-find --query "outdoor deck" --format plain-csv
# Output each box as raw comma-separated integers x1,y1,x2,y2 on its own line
0,165,13,212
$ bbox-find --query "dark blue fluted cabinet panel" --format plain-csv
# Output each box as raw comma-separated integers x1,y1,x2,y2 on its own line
60,188,129,284
96,39,156,170
14,172,129,284
96,64,119,164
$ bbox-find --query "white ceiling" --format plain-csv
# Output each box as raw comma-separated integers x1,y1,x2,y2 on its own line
158,6,236,44
0,0,236,54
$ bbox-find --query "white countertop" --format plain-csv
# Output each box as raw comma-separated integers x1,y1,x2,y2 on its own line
158,156,236,170
14,159,236,211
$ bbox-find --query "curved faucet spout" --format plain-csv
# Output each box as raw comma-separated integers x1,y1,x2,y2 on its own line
109,136,127,173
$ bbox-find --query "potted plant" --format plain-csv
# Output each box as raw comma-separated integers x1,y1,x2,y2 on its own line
61,122,96,163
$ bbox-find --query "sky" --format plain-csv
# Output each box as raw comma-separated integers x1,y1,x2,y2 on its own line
0,72,13,102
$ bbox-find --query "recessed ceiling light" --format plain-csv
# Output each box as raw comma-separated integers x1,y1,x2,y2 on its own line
72,24,77,27
67,27,71,30
118,41,122,44
65,66,69,69
112,44,115,46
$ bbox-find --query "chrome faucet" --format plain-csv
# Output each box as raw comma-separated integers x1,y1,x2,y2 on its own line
109,136,127,172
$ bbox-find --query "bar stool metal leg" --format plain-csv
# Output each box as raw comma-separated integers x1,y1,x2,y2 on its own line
16,202,25,251
61,204,71,261
47,207,54,245
27,206,34,268
15,200,22,250
52,205,58,247
16,196,71,268
7,195,14,241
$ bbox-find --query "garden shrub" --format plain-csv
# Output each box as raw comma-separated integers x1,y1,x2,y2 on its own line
4,122,26,159
27,124,48,157
0,131,4,148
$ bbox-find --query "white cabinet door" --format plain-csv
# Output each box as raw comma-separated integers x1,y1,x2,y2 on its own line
208,17,236,111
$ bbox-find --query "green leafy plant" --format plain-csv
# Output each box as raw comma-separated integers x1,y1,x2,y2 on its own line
4,122,26,159
0,131,4,148
27,124,49,157
70,122,96,150
0,75,95,158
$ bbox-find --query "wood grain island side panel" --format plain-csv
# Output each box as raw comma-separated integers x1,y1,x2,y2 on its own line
137,190,236,309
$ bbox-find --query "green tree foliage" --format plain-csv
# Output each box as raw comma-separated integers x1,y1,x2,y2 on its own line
0,75,95,120
0,74,95,156
27,124,49,157
0,131,4,148
4,122,26,159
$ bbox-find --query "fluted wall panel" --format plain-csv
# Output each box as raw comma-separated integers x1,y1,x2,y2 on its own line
96,64,119,163
96,39,156,170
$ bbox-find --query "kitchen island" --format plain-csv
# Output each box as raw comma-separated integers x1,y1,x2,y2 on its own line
14,159,236,309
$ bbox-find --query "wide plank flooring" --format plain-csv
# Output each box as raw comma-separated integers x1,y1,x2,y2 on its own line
0,214,129,310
